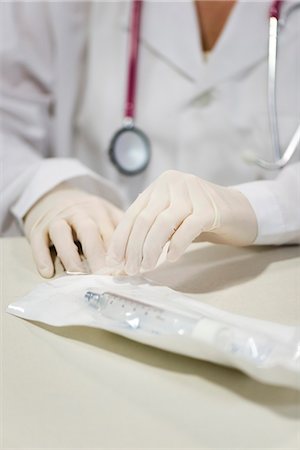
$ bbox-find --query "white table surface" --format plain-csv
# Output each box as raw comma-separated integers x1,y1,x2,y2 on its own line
1,237,300,449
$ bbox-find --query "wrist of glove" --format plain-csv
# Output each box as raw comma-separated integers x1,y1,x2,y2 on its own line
24,183,123,278
107,170,258,275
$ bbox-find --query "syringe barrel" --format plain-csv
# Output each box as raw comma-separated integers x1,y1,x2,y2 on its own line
85,290,197,336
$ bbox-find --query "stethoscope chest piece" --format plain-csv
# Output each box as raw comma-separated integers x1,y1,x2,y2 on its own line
109,124,151,176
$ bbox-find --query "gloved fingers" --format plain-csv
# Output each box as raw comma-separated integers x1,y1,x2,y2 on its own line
91,198,124,228
72,217,106,273
122,179,191,274
105,203,124,227
167,213,204,262
188,176,219,231
48,219,86,273
91,209,117,251
30,231,54,278
165,177,217,262
140,207,190,271
107,189,151,266
124,189,170,275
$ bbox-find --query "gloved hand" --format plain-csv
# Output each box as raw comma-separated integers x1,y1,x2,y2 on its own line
107,170,258,275
24,183,123,278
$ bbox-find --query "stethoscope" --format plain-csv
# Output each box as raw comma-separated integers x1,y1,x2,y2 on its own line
251,0,300,169
109,0,300,176
109,0,150,176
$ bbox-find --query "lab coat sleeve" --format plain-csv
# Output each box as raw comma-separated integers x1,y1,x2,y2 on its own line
233,162,300,245
0,2,123,236
0,2,53,235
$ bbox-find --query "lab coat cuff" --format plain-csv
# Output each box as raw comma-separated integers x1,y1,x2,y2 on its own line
232,181,285,245
11,158,124,230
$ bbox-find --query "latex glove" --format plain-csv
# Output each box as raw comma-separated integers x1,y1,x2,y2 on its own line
24,184,123,278
107,170,258,275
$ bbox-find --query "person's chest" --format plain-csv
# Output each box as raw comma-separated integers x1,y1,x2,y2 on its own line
73,0,300,201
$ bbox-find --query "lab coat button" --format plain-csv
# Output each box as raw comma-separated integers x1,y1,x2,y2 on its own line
196,90,215,106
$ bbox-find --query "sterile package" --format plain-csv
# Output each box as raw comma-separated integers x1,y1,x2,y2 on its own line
7,274,300,390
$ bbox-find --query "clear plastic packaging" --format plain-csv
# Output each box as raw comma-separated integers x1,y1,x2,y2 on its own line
84,289,299,371
6,274,300,390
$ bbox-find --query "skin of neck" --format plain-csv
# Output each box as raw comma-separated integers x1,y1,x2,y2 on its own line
194,0,237,52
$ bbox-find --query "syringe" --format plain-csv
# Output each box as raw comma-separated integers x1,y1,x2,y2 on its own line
84,291,275,365
84,290,198,336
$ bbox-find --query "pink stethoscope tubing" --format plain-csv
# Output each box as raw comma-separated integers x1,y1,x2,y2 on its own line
124,0,142,121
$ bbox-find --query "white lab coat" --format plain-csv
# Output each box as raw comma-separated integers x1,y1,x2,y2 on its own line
0,1,299,244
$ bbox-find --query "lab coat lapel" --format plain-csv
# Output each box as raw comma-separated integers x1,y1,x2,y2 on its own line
119,1,298,94
119,0,204,82
200,0,300,93
119,0,271,90
195,0,271,94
